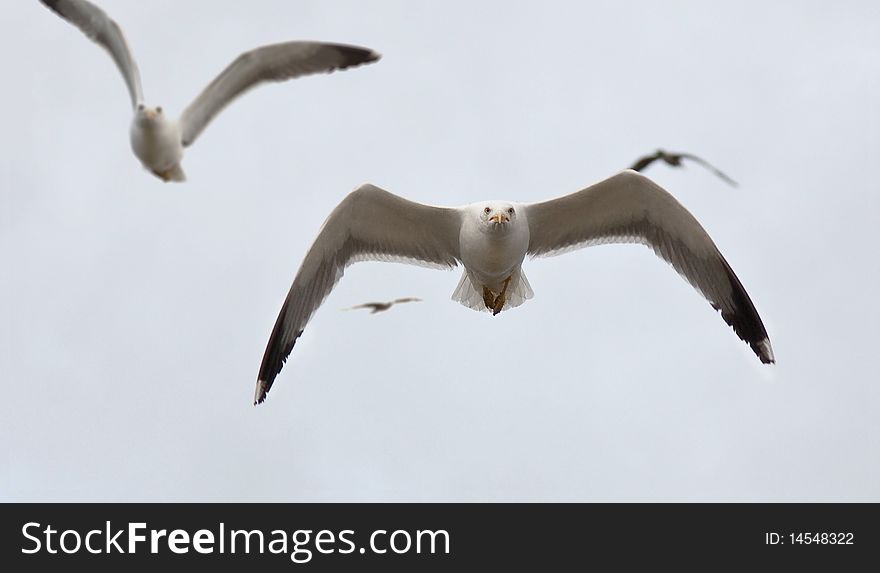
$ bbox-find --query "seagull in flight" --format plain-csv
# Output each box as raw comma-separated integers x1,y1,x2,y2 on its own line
343,297,423,314
629,149,738,187
39,0,380,181
255,170,774,404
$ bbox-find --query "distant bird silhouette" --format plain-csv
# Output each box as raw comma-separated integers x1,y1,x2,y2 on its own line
343,297,423,314
629,149,738,187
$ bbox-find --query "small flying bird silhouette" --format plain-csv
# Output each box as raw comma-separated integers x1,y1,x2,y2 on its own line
629,149,738,187
343,297,423,314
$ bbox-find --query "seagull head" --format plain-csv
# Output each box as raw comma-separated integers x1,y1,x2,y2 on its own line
479,203,516,231
135,103,164,123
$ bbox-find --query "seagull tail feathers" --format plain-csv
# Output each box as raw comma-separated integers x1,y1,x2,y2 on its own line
153,164,187,183
451,270,534,313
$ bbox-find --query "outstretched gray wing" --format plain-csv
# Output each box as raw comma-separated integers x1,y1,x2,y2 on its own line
180,41,380,146
40,0,144,108
256,184,461,404
525,170,774,364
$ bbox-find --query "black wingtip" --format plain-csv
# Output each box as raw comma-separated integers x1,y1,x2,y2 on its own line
254,325,304,405
40,0,64,16
333,44,382,69
755,338,776,365
714,256,775,365
253,380,268,406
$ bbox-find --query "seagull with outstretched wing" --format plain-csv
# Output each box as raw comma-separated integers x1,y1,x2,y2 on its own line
255,170,774,404
39,0,380,181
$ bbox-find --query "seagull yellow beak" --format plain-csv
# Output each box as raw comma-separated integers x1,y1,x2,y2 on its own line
489,213,509,224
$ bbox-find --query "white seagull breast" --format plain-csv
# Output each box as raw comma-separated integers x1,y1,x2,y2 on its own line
458,203,530,288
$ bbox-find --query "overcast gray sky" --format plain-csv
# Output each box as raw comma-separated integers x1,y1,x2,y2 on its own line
2,0,879,501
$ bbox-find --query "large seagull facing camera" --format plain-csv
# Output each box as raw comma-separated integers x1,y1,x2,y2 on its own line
39,0,380,181
255,170,775,404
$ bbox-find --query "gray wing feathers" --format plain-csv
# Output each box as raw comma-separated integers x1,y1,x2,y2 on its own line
255,184,460,404
180,41,380,146
525,170,773,364
40,0,143,108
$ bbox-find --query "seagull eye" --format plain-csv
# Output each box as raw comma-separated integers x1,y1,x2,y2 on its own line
507,207,514,215
484,207,491,214
137,104,145,111
156,106,163,114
